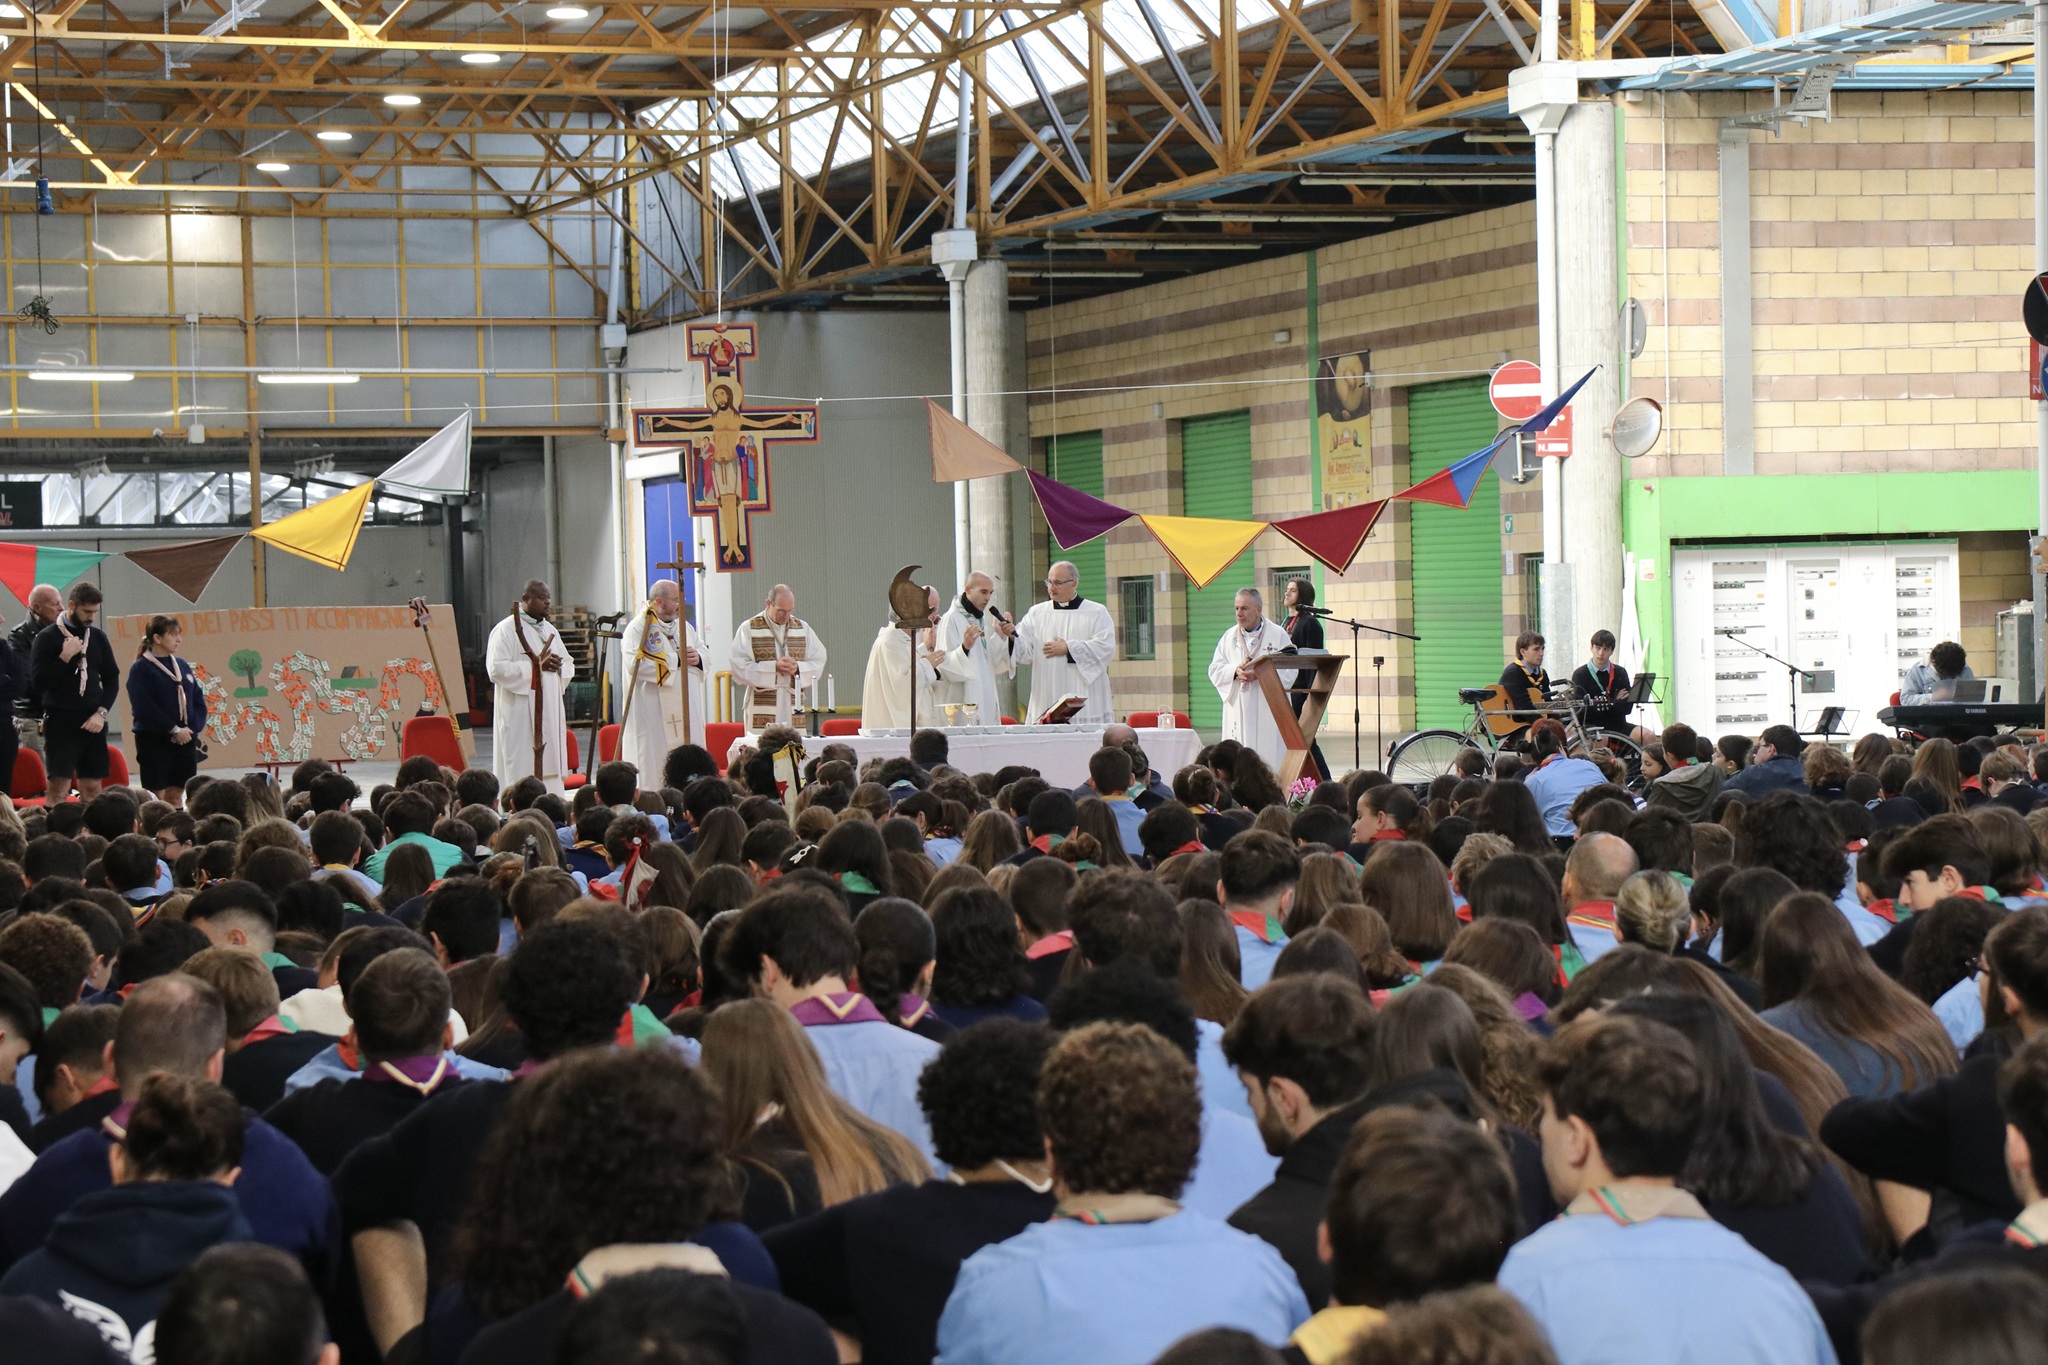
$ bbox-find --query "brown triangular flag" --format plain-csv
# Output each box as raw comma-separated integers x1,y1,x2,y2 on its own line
123,534,247,603
928,398,1023,482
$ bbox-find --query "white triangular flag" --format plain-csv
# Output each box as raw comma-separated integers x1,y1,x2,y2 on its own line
377,410,472,499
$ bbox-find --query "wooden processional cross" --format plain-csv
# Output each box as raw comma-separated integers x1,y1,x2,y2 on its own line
656,544,705,742
632,322,819,572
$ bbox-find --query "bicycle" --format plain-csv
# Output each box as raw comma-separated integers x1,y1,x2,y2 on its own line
1384,683,1644,787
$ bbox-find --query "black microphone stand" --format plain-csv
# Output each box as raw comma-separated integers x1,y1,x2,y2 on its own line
1315,610,1421,771
1717,630,1812,730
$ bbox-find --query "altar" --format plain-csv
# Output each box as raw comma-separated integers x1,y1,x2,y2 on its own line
728,725,1206,790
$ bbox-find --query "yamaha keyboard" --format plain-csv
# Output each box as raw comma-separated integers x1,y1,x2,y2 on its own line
1878,702,2045,732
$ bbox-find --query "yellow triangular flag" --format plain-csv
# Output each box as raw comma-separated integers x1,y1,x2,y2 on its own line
1138,514,1269,589
251,481,375,570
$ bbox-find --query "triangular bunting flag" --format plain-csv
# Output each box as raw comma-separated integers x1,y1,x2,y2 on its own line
1268,500,1389,575
928,399,1023,482
1522,367,1597,434
252,482,375,570
376,410,472,498
1395,434,1511,510
123,534,247,604
0,544,38,607
1138,514,1269,589
1026,469,1133,550
36,547,109,590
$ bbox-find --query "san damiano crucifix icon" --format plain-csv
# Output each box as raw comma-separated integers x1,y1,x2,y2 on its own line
632,322,819,571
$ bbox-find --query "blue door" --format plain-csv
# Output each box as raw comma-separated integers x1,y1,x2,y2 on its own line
642,477,699,620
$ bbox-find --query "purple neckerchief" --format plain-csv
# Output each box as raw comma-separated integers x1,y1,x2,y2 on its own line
897,993,933,1028
1513,992,1550,1023
101,1099,136,1140
788,992,888,1027
361,1054,454,1094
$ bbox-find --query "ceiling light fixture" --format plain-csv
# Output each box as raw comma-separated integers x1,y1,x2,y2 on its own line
257,371,362,385
315,130,353,142
30,369,133,382
545,5,590,17
255,161,290,173
460,51,501,64
383,93,422,107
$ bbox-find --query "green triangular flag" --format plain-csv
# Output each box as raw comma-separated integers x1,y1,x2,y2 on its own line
33,547,109,589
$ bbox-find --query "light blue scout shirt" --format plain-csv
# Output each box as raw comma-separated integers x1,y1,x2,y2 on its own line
791,992,941,1168
1231,910,1289,990
935,1205,1310,1365
1500,1184,1838,1365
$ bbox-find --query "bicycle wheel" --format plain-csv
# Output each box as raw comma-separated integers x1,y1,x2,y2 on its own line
1594,733,1646,789
1386,730,1472,785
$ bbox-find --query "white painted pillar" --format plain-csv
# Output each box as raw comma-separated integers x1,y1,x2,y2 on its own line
1558,96,1624,651
966,257,1015,605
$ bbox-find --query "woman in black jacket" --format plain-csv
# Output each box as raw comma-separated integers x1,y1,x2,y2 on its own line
126,614,209,806
1281,578,1329,780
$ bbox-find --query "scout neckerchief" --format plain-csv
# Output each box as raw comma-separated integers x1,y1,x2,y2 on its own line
143,649,191,726
788,991,888,1027
2005,1199,2048,1248
1565,1184,1710,1225
1052,1192,1180,1224
57,613,91,696
361,1053,453,1096
1230,907,1285,944
1517,661,1546,695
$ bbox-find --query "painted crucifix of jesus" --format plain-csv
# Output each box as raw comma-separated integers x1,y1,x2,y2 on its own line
632,322,819,571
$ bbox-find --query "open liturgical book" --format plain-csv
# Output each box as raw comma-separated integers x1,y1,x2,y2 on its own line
1036,695,1088,725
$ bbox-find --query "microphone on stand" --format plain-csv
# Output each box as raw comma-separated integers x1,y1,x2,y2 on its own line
1296,605,1335,617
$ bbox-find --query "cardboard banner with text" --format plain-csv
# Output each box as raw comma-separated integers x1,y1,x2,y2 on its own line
106,605,464,768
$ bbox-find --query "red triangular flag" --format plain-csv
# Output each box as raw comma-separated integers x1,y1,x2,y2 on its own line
1268,501,1389,575
0,544,38,607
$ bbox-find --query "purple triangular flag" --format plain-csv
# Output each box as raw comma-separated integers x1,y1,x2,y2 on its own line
1026,469,1134,550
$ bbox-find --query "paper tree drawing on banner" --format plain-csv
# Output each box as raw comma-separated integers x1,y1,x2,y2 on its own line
633,323,819,571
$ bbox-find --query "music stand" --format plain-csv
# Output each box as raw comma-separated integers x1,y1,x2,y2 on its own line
1801,706,1852,742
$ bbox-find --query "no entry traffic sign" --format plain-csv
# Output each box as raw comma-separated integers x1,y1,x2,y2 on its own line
1490,360,1544,421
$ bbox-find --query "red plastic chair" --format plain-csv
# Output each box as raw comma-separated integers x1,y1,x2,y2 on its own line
1126,711,1191,729
401,716,466,772
706,722,744,772
1000,715,1018,725
10,748,45,803
106,744,131,788
821,718,861,736
563,732,587,789
598,724,621,764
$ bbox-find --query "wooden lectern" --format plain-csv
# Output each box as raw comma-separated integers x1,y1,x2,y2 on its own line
1251,650,1348,786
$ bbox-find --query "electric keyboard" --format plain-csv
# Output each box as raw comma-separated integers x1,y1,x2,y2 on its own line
1878,702,2045,732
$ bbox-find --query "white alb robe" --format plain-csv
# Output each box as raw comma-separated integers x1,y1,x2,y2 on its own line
486,611,577,793
934,598,1014,723
1014,597,1118,724
859,625,945,729
1209,619,1296,773
620,609,706,779
729,615,826,730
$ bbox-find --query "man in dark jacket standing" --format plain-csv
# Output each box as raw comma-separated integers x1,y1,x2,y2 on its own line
8,582,59,756
29,582,118,805
1221,974,1378,1309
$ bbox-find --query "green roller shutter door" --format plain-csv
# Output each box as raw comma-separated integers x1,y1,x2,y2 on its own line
1407,378,1504,730
1048,431,1106,598
1182,411,1254,734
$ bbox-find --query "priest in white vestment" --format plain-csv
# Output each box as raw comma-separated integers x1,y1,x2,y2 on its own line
729,583,827,731
1209,586,1296,772
860,586,949,729
486,579,577,793
1011,560,1118,724
620,579,706,779
934,570,1014,724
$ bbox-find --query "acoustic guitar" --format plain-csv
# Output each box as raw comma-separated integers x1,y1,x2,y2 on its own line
1459,683,1568,740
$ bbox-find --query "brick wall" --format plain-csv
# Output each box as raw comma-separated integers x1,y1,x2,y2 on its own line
1623,89,2036,478
1026,205,1539,746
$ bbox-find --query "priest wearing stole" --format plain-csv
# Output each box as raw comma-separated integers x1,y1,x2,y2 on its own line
860,586,949,729
1209,587,1294,772
486,579,577,793
730,583,827,731
620,579,705,776
935,570,1014,723
1012,561,1118,724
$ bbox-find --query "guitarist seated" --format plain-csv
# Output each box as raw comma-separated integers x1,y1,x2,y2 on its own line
1497,631,1552,743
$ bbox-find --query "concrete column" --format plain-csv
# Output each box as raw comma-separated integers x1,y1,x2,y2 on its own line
1557,96,1624,651
965,256,1015,603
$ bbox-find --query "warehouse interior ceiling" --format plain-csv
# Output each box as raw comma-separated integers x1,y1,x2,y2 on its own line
0,0,1737,315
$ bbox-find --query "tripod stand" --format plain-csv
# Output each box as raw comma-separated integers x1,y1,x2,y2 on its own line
1717,629,1812,730
1318,612,1421,772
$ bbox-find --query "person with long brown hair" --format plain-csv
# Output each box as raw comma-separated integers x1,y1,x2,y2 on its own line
956,809,1022,872
699,998,928,1224
1758,892,1957,1099
1074,797,1136,871
1178,899,1250,1027
1359,841,1458,967
1288,851,1362,935
1319,903,1415,991
1909,737,1965,814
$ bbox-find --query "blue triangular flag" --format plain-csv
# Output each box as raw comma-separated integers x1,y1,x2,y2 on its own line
1521,367,1598,434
